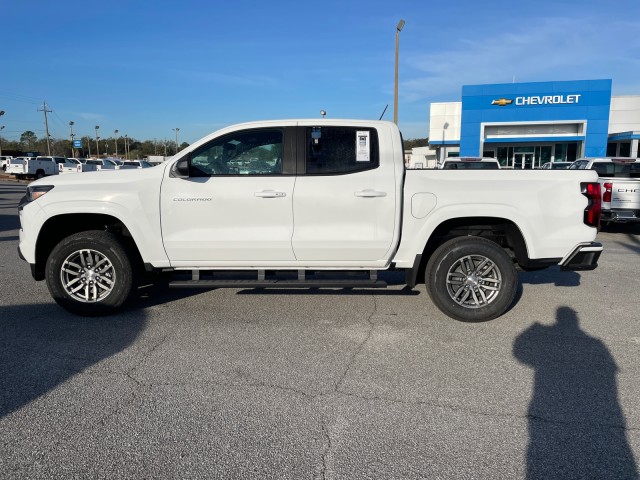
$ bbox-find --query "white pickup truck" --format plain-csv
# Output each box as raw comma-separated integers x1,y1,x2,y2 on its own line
7,156,75,179
17,119,603,321
569,157,640,224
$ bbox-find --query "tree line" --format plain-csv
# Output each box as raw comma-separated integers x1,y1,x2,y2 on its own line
1,131,190,159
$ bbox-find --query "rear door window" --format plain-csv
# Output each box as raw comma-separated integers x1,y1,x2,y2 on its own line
305,127,379,175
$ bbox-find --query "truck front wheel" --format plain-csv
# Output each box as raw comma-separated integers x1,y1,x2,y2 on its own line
45,231,136,316
425,236,517,322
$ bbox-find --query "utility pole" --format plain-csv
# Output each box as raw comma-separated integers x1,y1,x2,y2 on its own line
114,129,119,156
39,100,52,155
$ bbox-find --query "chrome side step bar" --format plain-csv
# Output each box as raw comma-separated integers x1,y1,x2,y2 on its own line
168,269,387,289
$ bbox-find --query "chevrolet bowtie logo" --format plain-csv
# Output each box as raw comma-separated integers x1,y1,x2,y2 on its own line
491,98,513,106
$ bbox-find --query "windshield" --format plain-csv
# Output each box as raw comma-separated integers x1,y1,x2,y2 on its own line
591,162,640,178
443,162,500,170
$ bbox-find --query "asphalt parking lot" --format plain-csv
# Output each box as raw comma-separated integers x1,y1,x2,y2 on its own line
1,180,639,479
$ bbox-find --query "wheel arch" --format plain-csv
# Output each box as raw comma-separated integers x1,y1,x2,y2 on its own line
413,216,529,284
33,213,144,280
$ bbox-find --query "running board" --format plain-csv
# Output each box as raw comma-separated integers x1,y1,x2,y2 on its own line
168,269,387,289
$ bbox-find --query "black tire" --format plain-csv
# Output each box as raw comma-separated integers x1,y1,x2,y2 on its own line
35,170,45,179
45,230,136,316
425,236,517,322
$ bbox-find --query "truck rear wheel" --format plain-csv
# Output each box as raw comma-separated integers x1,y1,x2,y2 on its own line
425,236,517,322
45,231,136,316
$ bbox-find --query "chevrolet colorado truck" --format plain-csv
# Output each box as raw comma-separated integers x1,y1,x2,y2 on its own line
18,119,603,321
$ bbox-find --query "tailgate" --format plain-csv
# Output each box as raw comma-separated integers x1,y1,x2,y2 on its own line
610,179,640,210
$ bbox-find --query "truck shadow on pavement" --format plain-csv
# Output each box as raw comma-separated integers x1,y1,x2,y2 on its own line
513,307,638,479
518,266,581,287
0,303,146,420
0,214,20,233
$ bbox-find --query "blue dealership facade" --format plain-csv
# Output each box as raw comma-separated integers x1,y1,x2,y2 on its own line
428,79,640,168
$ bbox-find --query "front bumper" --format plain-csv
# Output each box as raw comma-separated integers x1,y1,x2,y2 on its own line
559,242,603,271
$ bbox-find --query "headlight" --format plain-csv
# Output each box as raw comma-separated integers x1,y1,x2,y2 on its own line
27,185,54,202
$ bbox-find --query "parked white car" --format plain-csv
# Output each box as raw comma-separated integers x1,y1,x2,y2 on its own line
118,160,153,169
58,158,83,174
77,158,119,172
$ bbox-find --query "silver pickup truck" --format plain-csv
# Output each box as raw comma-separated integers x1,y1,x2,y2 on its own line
569,157,640,224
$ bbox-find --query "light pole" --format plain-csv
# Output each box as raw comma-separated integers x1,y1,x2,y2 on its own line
69,121,75,157
173,127,180,155
0,110,5,156
394,19,405,125
94,125,100,157
114,129,119,157
124,134,128,159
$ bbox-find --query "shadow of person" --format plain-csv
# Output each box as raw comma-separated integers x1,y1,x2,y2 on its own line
513,307,638,479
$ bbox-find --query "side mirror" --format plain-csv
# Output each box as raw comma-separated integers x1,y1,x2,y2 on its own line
171,157,190,178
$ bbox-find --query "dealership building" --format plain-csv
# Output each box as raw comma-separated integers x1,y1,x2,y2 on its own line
427,79,640,168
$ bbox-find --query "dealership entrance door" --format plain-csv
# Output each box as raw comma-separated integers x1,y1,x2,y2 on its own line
513,152,534,169
496,143,579,169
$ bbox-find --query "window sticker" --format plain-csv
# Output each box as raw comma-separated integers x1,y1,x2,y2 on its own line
356,131,370,162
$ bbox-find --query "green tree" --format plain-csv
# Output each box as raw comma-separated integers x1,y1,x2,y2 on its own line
20,131,38,149
404,138,429,149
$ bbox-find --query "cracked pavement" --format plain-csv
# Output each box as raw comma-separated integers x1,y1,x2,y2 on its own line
1,181,639,479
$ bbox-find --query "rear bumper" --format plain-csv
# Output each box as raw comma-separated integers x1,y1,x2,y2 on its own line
602,209,640,223
559,242,603,271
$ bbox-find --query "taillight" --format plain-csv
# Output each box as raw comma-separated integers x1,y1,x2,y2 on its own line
581,182,601,228
602,182,612,203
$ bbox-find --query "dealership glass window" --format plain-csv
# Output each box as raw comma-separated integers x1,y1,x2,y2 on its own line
619,142,631,157
607,142,617,157
540,146,552,164
554,144,567,162
567,143,578,162
306,127,379,175
497,146,513,167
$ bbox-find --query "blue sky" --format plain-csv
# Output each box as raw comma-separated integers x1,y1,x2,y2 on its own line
2,0,640,143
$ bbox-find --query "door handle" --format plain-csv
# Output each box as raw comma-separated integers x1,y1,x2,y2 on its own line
254,190,286,198
355,189,387,198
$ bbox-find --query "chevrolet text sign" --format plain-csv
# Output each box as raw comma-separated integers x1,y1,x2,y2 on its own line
515,94,581,106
